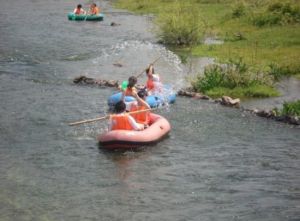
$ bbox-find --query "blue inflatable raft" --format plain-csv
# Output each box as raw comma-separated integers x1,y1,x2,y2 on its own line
108,87,176,108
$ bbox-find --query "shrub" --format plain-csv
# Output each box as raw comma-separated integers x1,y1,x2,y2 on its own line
252,13,282,27
268,63,300,80
191,59,277,98
282,100,300,116
155,2,204,46
191,65,225,91
268,63,290,80
232,3,246,18
252,2,300,27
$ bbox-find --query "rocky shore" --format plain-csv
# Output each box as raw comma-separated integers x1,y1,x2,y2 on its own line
73,76,300,126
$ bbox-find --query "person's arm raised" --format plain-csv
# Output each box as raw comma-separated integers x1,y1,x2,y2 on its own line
132,91,150,109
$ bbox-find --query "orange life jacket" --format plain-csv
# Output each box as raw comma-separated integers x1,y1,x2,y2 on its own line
124,87,136,96
130,105,150,125
110,114,134,130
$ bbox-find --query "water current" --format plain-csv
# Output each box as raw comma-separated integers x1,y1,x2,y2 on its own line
0,0,299,220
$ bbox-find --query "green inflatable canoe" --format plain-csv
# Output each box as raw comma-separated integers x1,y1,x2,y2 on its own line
68,13,104,21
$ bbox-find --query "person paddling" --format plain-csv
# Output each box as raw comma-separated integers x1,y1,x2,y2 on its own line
127,90,151,127
109,101,144,131
123,76,138,97
89,3,100,15
73,4,86,15
145,64,162,95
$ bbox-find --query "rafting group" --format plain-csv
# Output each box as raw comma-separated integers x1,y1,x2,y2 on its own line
98,63,175,150
67,3,175,149
68,3,104,21
69,61,175,150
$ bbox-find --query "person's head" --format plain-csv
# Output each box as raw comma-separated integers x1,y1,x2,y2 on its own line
91,3,96,8
127,76,137,88
77,4,82,9
137,89,148,99
114,101,126,113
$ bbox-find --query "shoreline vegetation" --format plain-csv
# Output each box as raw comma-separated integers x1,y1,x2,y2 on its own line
114,0,300,94
114,0,300,121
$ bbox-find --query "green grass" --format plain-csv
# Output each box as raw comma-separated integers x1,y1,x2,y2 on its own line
115,0,300,98
205,85,280,98
115,0,300,72
275,100,300,116
282,100,300,116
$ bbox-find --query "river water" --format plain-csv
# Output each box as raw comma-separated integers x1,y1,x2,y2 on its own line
0,0,299,220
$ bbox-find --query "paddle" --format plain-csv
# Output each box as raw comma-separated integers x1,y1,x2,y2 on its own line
68,108,154,126
135,56,161,78
119,56,161,91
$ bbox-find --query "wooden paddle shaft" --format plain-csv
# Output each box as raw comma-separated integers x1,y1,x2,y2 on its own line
136,56,161,78
68,108,153,126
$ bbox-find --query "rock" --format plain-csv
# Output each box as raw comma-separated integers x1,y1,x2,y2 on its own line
214,98,222,103
73,76,118,88
110,22,120,26
105,80,119,88
220,96,240,108
113,62,123,67
288,116,300,125
234,32,246,40
73,76,94,84
256,110,272,118
193,93,210,100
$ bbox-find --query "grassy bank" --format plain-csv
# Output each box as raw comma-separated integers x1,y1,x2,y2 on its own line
274,100,300,117
115,0,300,98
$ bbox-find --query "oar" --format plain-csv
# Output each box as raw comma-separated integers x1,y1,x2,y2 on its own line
68,108,153,126
135,56,161,78
118,57,161,90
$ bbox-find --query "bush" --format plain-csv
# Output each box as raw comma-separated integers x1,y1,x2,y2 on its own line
282,100,300,116
192,65,225,91
268,63,290,80
191,59,277,98
252,2,300,27
268,63,300,80
155,2,204,46
232,3,246,18
252,13,282,27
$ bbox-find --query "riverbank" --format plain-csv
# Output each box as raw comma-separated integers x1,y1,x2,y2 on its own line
114,0,300,98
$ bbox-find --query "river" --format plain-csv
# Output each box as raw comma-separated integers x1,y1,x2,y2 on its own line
0,0,299,220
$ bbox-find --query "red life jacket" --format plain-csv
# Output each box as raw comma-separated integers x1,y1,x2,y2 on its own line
146,79,154,91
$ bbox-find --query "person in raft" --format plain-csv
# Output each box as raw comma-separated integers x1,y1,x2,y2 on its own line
88,3,100,15
145,64,162,95
109,100,144,131
123,76,138,97
127,90,151,127
73,4,86,15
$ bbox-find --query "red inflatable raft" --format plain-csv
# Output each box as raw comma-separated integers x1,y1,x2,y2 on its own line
98,113,171,150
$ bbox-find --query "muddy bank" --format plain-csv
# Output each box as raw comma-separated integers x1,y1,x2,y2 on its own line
73,76,300,126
